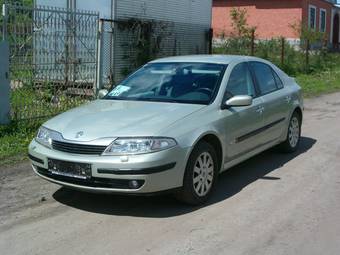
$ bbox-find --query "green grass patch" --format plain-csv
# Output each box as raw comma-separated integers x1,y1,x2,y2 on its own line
0,121,41,167
296,69,340,97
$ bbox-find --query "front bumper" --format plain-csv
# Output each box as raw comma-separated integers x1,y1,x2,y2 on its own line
28,140,191,193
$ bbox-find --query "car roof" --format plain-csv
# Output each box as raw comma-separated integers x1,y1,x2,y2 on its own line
149,55,266,65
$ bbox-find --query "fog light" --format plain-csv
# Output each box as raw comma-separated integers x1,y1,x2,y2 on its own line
129,180,141,189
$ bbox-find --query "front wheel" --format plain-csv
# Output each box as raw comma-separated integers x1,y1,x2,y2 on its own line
175,141,218,205
280,112,301,153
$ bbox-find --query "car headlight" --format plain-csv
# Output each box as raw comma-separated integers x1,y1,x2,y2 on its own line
102,137,177,155
36,126,53,148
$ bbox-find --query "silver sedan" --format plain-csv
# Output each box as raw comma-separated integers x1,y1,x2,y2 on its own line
28,55,303,205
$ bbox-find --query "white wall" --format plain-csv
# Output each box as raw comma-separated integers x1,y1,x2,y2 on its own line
115,0,211,26
36,0,66,8
36,0,113,18
37,0,212,26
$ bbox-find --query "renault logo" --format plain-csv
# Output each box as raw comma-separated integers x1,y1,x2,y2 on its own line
75,131,84,138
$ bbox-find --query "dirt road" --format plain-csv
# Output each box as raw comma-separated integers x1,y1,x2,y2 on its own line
1,92,340,255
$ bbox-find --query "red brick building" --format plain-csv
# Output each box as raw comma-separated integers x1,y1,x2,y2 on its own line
212,0,340,47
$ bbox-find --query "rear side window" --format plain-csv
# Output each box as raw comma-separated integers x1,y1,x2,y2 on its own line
272,69,284,89
250,62,277,95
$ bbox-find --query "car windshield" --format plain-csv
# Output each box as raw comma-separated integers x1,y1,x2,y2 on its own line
105,62,226,105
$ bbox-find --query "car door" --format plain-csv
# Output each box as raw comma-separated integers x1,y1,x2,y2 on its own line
249,61,291,144
221,62,266,161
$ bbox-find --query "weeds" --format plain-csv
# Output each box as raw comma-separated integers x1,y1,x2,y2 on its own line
0,121,41,166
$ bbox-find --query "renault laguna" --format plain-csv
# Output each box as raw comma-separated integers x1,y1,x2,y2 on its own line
28,55,303,205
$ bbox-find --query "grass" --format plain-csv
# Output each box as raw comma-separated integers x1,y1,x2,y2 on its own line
0,121,41,167
0,82,91,167
296,68,340,97
1,53,340,167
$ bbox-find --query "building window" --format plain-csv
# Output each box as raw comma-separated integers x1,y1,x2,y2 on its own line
320,9,327,32
309,5,317,30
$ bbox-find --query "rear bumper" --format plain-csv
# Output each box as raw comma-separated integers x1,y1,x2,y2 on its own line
28,140,191,193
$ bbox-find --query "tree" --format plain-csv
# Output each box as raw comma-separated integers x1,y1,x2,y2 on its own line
0,0,33,5
290,21,325,47
230,7,256,39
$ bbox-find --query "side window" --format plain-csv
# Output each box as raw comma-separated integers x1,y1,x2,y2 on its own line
272,69,284,89
250,62,277,95
226,63,256,97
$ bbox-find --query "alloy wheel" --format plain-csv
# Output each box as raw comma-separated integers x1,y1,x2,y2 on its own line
288,116,300,148
193,152,214,197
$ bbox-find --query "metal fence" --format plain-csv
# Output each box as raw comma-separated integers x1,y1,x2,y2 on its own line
0,3,212,123
97,19,115,89
1,3,99,121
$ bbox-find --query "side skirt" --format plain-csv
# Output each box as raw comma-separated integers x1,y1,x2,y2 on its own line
221,138,281,173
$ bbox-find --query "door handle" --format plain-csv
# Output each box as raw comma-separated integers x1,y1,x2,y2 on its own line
256,106,265,114
285,95,291,103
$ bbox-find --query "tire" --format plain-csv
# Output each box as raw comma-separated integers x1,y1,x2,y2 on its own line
279,111,301,153
175,141,219,205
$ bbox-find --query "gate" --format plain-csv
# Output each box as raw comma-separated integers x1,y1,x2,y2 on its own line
1,3,99,121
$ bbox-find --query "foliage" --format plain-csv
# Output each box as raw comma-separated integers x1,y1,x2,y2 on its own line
296,65,340,97
0,0,33,6
229,7,256,38
0,120,40,166
290,21,326,49
214,39,338,76
215,8,256,56
117,18,172,77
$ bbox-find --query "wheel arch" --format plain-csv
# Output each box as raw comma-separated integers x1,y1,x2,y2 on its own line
190,132,224,173
280,105,303,142
293,106,303,122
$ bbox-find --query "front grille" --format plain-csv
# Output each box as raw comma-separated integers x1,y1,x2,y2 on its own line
52,140,107,155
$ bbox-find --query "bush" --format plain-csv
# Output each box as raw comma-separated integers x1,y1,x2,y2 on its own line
213,38,338,76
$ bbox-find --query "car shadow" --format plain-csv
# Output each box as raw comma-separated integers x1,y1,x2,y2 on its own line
53,136,316,218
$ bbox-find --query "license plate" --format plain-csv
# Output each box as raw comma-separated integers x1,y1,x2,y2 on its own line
48,159,92,179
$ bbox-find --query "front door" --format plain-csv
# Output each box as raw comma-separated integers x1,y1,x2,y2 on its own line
222,62,265,161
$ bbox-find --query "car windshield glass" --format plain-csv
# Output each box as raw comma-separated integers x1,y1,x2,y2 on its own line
105,63,226,104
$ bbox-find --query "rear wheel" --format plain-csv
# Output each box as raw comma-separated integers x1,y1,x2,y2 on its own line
175,141,218,205
280,111,301,152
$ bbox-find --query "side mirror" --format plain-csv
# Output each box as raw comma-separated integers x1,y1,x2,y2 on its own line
98,89,108,99
225,95,253,107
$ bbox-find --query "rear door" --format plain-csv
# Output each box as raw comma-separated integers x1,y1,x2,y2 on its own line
249,61,291,143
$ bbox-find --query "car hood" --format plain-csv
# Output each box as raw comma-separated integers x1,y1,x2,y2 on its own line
44,100,205,142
